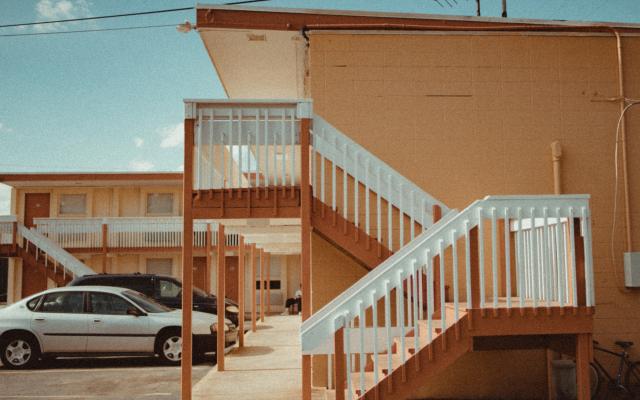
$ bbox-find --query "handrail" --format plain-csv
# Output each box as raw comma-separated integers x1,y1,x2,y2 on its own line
301,194,593,355
19,225,95,278
311,115,449,250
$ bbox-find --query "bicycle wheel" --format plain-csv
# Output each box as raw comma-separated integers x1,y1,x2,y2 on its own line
590,362,602,400
625,361,640,398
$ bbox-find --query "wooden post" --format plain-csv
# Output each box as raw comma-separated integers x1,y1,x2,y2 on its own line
181,117,195,400
469,227,480,310
574,218,586,307
238,236,246,347
576,333,592,400
12,221,17,253
266,252,271,314
206,224,212,294
101,223,108,273
300,117,312,400
260,248,265,323
251,244,257,332
217,224,226,371
432,205,442,318
498,220,506,298
334,327,345,400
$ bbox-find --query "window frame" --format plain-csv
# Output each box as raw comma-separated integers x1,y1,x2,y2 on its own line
35,291,87,314
87,291,141,316
145,192,175,216
58,193,88,216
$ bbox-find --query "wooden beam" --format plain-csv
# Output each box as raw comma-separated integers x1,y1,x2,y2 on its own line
101,223,108,273
238,236,246,347
251,244,257,332
334,327,345,400
469,227,480,310
266,252,271,314
576,333,592,400
217,224,226,371
300,117,312,400
181,117,195,400
206,224,212,294
260,248,265,323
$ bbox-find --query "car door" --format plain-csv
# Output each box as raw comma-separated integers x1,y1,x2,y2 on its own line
30,291,88,353
85,291,153,353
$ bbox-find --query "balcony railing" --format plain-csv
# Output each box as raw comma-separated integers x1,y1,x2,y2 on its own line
33,217,239,250
185,99,312,190
0,215,17,246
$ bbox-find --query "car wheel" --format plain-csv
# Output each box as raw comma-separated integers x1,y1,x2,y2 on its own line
1,334,40,370
157,331,182,365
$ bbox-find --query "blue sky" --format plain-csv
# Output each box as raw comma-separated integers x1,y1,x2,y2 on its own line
1,0,639,214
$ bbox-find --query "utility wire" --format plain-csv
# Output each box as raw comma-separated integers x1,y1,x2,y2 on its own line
0,7,193,29
0,23,177,37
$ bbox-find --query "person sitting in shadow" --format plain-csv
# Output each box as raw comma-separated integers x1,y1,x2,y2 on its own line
283,285,302,315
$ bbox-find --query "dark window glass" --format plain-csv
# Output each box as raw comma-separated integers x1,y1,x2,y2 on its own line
89,292,134,315
26,295,41,311
122,290,171,313
255,280,281,290
39,292,84,313
0,258,7,303
157,278,181,298
112,277,153,296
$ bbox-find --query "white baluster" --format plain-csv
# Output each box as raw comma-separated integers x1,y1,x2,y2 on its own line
477,207,485,309
371,289,379,387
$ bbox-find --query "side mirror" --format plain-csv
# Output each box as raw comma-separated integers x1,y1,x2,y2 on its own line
127,307,145,317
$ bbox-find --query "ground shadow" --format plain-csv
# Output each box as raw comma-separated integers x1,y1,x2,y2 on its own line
231,346,274,357
1,354,217,370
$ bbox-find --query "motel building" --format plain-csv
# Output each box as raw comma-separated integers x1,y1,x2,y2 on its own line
3,4,640,400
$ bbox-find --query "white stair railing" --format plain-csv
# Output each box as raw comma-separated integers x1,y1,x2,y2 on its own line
19,225,95,280
301,195,593,397
186,99,313,191
0,215,16,245
311,115,449,251
34,217,239,249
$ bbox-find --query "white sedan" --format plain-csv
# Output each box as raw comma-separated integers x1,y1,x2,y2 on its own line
0,286,237,369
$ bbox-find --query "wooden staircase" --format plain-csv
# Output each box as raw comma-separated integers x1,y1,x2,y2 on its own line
18,241,73,287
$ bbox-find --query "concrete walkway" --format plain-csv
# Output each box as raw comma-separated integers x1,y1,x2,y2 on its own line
193,315,321,400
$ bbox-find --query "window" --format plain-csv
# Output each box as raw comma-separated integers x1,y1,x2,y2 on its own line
146,193,174,215
27,296,41,311
156,278,181,299
0,258,7,303
147,258,173,276
89,292,134,315
39,292,84,313
59,194,87,215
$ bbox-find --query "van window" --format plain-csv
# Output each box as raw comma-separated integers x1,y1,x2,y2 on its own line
112,277,153,297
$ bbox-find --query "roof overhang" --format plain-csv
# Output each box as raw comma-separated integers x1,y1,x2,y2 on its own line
0,173,183,188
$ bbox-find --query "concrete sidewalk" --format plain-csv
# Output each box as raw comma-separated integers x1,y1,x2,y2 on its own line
193,315,319,400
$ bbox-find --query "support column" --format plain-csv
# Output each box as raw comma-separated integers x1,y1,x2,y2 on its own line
238,236,246,347
260,248,265,323
206,224,212,294
334,327,345,400
300,117,312,400
181,117,195,400
266,252,271,314
217,224,226,371
251,244,257,332
576,333,592,400
101,222,108,273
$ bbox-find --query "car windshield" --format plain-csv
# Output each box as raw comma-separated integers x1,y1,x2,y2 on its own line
122,290,172,313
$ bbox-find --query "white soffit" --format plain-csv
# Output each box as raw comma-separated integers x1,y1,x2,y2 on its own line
198,28,306,99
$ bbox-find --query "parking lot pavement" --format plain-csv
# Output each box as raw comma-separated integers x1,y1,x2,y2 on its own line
0,356,214,400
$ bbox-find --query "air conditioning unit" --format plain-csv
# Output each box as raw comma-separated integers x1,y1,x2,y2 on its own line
624,252,640,287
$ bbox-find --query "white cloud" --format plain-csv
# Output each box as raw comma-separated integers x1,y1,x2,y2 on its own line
0,122,13,134
133,137,144,148
159,123,183,148
34,0,92,32
0,184,11,215
177,164,184,172
128,160,154,172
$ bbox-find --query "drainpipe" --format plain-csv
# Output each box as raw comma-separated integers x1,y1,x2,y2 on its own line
551,141,562,195
612,29,633,253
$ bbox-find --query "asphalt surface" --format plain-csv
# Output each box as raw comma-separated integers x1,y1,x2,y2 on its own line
0,356,214,400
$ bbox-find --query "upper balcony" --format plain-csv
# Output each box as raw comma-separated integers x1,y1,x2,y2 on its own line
184,99,312,219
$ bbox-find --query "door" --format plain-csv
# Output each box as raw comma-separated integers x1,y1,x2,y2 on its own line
24,193,50,228
86,291,153,353
193,257,207,293
30,291,88,353
225,256,239,303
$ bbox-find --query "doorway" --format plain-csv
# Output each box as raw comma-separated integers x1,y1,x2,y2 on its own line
24,193,50,227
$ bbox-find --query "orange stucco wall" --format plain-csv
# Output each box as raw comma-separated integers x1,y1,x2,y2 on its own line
308,32,640,397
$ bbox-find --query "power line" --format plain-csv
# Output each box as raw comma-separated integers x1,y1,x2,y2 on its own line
0,7,193,29
0,23,177,37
